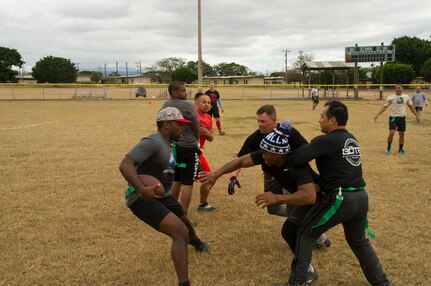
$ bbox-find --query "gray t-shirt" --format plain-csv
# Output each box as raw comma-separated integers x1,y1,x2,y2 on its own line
125,132,175,207
162,99,199,148
411,92,428,107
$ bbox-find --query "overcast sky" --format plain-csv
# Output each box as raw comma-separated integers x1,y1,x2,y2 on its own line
1,0,430,74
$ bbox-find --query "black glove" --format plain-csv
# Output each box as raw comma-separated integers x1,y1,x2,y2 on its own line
228,176,241,195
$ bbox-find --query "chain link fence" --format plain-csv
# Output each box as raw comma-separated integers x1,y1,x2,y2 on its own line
1,84,430,101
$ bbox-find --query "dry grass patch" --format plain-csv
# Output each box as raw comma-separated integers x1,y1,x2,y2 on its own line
1,99,430,285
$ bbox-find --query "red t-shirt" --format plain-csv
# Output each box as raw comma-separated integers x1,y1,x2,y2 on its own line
196,109,213,149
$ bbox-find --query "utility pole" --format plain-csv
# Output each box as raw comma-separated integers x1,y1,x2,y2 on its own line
197,0,203,92
116,61,119,75
354,44,359,99
139,60,142,76
282,49,291,85
126,62,129,82
75,63,80,72
379,42,384,100
135,61,142,75
104,63,107,77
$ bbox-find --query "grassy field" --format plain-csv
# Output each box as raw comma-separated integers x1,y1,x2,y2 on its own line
1,99,430,285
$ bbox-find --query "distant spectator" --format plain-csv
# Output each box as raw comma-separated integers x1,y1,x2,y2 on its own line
411,86,428,118
374,84,419,155
205,82,225,135
311,85,320,110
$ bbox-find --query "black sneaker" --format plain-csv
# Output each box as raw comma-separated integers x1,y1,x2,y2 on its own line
275,268,318,286
306,268,318,284
189,238,210,253
314,238,331,250
197,203,217,212
378,282,395,286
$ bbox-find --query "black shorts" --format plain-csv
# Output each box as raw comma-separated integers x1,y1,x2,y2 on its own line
129,195,185,230
312,96,319,104
415,106,423,112
208,105,220,118
173,145,200,185
389,116,406,132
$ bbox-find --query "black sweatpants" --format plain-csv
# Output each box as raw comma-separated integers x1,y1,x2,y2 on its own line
290,191,390,285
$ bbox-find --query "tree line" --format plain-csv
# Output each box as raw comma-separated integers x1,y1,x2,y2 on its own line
1,36,430,84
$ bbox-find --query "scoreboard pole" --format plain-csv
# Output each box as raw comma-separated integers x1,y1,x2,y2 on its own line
345,43,395,100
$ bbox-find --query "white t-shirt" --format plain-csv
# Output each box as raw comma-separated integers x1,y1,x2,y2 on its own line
384,94,412,117
311,88,318,97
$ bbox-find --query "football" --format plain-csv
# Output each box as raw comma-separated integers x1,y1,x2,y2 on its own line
138,174,165,196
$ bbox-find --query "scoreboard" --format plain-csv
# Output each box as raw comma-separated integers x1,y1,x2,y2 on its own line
345,45,395,63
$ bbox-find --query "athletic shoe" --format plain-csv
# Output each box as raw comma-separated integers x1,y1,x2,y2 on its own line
378,282,395,286
219,130,225,135
275,268,318,286
305,268,318,284
314,238,332,250
385,148,391,155
197,203,217,212
189,238,210,253
398,149,407,155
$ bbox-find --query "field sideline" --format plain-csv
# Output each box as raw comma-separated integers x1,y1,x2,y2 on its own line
1,99,430,285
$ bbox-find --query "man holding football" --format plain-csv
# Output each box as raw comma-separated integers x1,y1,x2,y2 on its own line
119,107,209,286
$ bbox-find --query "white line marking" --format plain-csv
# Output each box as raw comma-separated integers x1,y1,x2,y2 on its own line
1,120,64,130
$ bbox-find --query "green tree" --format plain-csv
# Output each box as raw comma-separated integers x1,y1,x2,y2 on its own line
32,56,78,83
347,68,370,83
421,58,431,82
270,72,284,77
392,36,431,76
171,66,197,83
143,70,163,84
286,70,303,83
186,60,215,76
372,63,415,84
90,72,103,83
294,51,314,70
0,47,25,83
78,70,93,75
214,62,252,76
146,57,186,83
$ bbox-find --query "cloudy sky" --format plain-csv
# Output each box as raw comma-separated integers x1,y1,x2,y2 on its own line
1,0,430,74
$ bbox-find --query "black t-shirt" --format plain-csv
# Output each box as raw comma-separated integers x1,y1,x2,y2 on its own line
237,126,308,157
205,89,220,108
236,125,314,192
250,150,317,193
290,129,365,191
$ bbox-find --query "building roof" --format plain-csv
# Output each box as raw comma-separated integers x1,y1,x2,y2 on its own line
203,75,264,79
302,61,357,70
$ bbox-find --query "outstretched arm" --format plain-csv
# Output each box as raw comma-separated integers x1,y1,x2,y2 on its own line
255,182,317,208
198,154,256,188
374,105,388,122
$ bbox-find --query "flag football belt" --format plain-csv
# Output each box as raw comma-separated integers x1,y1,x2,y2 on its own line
389,116,405,123
171,142,186,168
125,186,135,197
312,186,375,239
